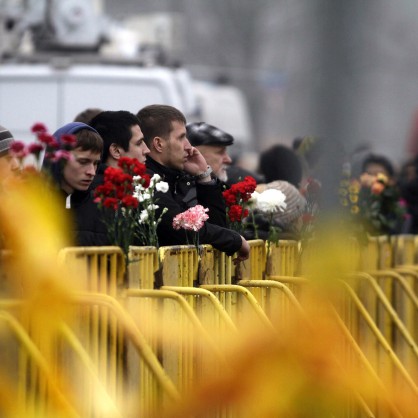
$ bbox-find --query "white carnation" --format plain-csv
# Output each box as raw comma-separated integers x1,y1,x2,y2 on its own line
150,173,161,187
256,189,287,214
136,191,151,202
138,210,149,224
147,204,159,211
134,183,145,193
155,181,169,193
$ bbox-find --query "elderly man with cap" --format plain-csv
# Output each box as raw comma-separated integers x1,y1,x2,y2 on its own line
186,122,266,187
186,122,233,182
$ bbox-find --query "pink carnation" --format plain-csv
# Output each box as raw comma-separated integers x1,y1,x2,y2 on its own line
172,205,209,232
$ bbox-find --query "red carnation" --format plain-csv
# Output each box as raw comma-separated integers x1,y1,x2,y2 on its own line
103,197,118,210
121,195,139,209
28,142,44,156
37,132,55,145
228,204,245,222
31,122,48,134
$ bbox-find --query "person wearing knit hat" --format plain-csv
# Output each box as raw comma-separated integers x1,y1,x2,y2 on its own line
0,124,19,173
244,180,307,241
42,122,109,246
0,125,15,156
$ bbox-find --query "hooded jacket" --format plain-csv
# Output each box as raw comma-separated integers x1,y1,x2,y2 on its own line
43,122,109,246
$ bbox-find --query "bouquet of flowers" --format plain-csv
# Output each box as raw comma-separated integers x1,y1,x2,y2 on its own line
172,205,209,253
222,176,257,234
94,157,169,259
339,172,406,237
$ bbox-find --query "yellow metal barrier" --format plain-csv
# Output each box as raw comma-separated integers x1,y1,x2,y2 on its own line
374,269,418,320
359,235,393,271
198,244,233,285
240,239,267,281
0,294,180,417
124,288,227,395
0,309,79,418
200,284,274,331
393,267,418,343
339,275,418,398
331,307,406,418
72,292,178,416
128,246,159,289
266,239,300,277
160,286,237,333
159,245,198,287
57,246,125,296
238,279,305,321
392,234,417,266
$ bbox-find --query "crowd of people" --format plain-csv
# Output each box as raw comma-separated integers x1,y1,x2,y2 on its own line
1,105,418,258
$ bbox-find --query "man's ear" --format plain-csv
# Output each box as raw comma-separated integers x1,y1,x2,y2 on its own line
153,136,165,153
109,143,121,160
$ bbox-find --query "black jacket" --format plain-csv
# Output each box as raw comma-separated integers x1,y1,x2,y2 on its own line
146,157,242,255
61,189,110,246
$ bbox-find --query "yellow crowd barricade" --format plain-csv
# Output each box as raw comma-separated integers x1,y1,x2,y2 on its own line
0,306,79,418
124,288,228,395
158,245,198,288
57,245,127,410
355,236,418,354
128,246,159,290
0,294,180,418
57,246,126,296
337,276,418,398
240,239,266,281
265,239,300,277
3,232,417,417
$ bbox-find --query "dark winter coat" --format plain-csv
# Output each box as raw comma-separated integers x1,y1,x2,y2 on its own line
146,157,242,255
60,189,109,246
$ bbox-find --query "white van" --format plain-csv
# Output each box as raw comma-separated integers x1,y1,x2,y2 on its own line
0,61,197,142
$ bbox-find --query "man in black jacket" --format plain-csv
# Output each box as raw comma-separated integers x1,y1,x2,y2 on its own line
137,104,250,261
43,122,109,246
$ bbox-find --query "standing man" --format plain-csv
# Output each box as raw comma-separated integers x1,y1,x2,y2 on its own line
136,104,250,261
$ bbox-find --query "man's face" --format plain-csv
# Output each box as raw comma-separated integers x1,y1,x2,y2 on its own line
61,148,101,194
121,124,150,164
197,144,232,182
163,120,192,170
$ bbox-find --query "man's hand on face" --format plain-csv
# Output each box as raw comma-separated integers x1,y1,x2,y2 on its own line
183,147,209,176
